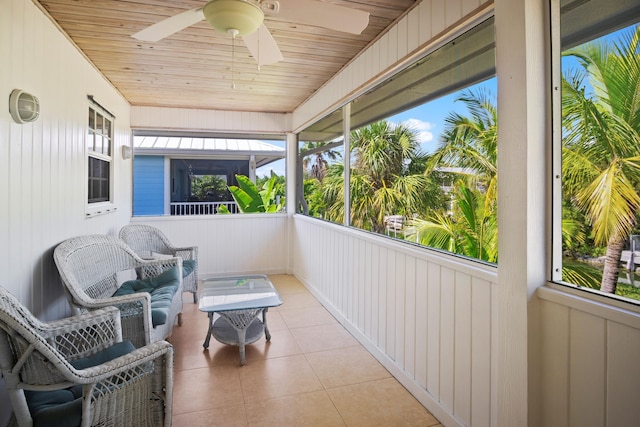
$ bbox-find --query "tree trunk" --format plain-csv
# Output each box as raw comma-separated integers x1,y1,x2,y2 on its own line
600,236,625,294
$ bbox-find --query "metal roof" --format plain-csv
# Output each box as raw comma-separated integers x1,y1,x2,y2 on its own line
132,136,285,167
134,136,284,152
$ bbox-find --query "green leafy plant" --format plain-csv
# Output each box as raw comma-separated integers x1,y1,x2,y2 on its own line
226,174,285,213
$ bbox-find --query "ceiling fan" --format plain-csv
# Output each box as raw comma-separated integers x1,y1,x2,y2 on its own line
132,0,370,67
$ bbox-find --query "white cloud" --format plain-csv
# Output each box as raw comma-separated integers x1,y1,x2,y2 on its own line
402,118,435,144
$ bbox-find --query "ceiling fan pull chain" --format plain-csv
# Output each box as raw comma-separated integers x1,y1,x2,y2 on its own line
228,28,240,89
257,27,261,71
231,35,235,89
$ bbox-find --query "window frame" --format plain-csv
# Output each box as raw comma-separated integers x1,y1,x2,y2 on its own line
296,15,499,265
86,99,116,217
550,0,640,306
131,133,287,216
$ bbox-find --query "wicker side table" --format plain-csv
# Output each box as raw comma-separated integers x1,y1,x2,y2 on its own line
206,308,273,365
198,275,282,365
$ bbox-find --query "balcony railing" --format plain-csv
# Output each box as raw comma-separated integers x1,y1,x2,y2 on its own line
170,201,239,215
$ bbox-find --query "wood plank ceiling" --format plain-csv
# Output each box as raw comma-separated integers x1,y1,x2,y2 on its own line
34,0,417,113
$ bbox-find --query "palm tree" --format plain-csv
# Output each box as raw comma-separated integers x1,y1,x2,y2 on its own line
562,25,640,294
320,120,445,233
415,88,499,260
409,181,498,262
300,141,340,182
426,87,498,212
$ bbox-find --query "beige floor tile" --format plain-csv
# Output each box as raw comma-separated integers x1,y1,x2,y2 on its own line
270,275,309,294
290,323,359,353
262,309,287,331
170,275,442,427
203,342,250,366
170,311,210,336
245,390,346,427
243,328,303,363
171,320,244,369
305,345,392,389
173,314,211,336
173,365,242,415
239,354,323,402
172,404,248,427
175,315,299,367
279,305,338,329
327,378,440,427
279,292,322,309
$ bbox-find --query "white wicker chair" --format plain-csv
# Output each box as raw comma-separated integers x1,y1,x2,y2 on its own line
119,224,199,303
54,234,183,348
0,286,173,427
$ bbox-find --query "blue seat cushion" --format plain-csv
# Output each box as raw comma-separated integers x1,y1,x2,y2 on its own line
113,266,180,327
24,340,135,427
182,259,196,277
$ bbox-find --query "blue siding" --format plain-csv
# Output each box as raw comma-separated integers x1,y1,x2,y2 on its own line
133,156,165,216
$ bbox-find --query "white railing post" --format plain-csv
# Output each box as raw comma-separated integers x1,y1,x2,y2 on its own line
169,201,239,215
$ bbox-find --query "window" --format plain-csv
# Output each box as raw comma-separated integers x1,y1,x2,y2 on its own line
298,106,345,224
131,135,286,216
87,104,113,204
298,17,498,264
170,158,248,214
553,0,640,302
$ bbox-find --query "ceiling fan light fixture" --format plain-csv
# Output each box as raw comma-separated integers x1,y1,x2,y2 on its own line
203,0,264,37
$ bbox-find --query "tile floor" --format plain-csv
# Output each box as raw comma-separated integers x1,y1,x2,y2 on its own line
169,274,442,427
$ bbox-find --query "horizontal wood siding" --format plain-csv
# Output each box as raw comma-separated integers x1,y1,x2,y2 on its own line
0,0,132,321
130,106,290,135
537,287,640,427
133,155,165,216
130,214,289,277
292,215,497,427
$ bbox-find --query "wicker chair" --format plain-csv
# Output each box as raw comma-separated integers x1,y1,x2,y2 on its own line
54,234,183,348
119,224,199,303
0,286,173,427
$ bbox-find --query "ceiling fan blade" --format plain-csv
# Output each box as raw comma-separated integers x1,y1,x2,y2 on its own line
132,8,204,42
270,0,369,35
243,24,283,67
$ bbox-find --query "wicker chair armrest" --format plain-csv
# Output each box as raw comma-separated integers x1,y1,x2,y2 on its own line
137,257,183,281
69,340,173,383
172,246,197,258
78,292,151,310
39,307,122,358
39,306,121,336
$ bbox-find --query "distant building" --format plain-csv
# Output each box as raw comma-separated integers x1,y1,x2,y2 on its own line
132,136,285,216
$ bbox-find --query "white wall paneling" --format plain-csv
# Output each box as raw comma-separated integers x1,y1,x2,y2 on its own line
0,0,132,321
130,106,290,135
131,214,289,277
292,215,497,427
537,287,640,426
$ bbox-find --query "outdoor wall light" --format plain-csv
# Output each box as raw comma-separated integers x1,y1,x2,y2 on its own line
9,89,40,124
121,145,132,160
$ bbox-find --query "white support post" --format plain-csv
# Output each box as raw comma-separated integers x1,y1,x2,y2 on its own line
164,157,171,215
343,103,351,226
286,132,297,215
285,132,297,274
249,155,256,183
495,0,550,425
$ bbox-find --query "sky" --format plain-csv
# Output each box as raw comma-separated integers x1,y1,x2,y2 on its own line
389,78,497,155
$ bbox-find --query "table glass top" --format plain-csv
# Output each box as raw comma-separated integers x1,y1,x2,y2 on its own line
198,274,283,312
